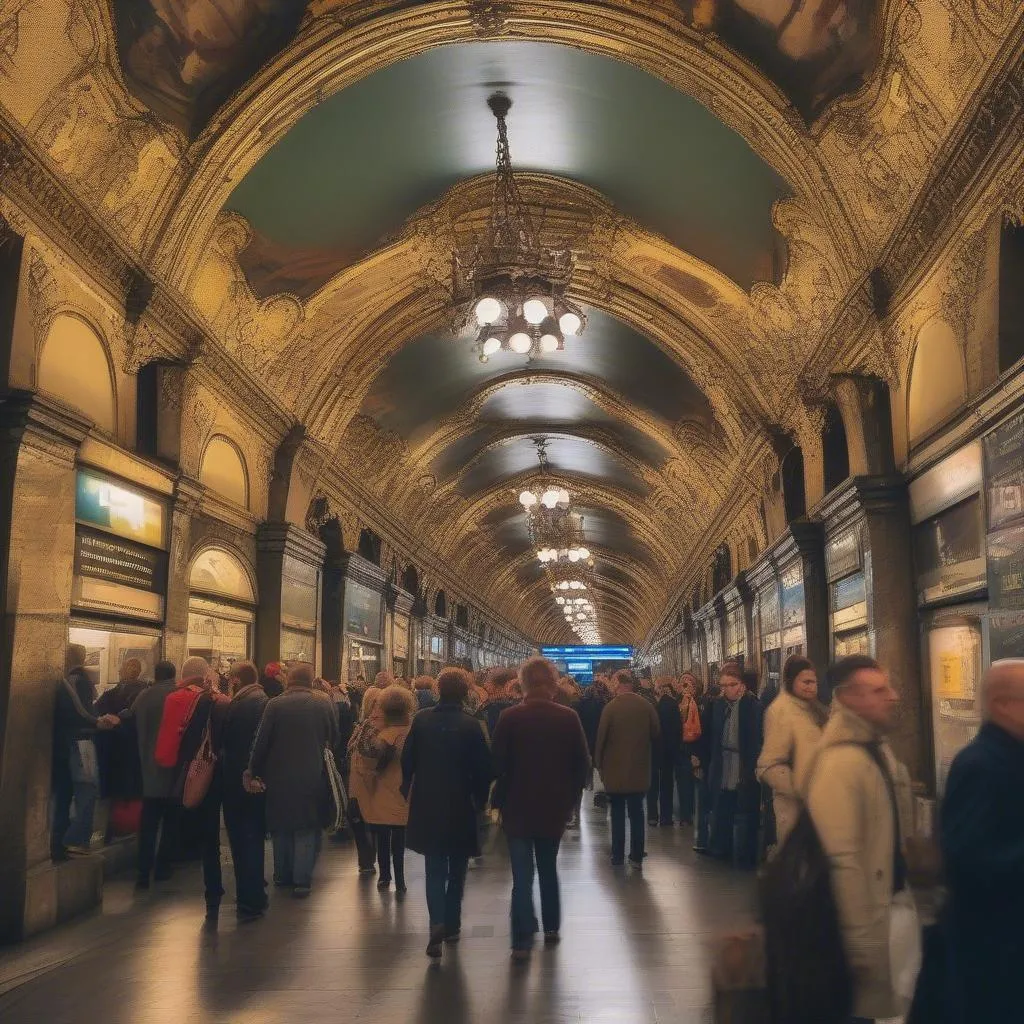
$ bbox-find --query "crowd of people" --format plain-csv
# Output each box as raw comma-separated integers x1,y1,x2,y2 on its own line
49,646,1023,1021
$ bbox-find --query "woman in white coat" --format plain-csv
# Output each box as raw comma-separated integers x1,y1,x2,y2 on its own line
756,654,828,847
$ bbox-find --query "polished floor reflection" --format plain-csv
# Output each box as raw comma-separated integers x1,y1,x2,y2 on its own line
0,806,755,1024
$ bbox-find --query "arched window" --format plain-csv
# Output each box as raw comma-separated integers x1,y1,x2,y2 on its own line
781,446,806,524
712,543,732,593
908,317,967,444
434,590,447,618
200,435,249,508
357,528,382,565
37,314,115,433
998,218,1024,373
402,564,420,596
822,403,850,495
189,547,256,604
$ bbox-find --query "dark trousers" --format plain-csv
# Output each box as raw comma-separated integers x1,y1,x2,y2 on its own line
371,824,406,886
508,836,561,949
349,802,376,870
648,757,678,824
184,789,223,909
608,792,646,863
709,785,759,870
138,796,180,881
424,853,469,933
675,753,695,823
694,774,711,850
223,796,266,913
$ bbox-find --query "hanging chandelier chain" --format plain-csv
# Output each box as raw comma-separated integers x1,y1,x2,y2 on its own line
488,95,540,259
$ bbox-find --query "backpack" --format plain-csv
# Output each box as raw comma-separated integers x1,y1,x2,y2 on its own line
759,807,853,1024
154,685,203,768
681,696,702,743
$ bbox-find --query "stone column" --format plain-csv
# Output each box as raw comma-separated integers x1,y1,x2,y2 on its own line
0,391,96,942
255,523,326,672
163,476,203,670
780,520,829,679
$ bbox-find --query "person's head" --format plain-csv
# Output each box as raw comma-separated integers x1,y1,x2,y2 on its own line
229,660,259,693
719,662,745,702
438,666,471,704
832,655,897,732
655,675,675,697
182,655,212,688
519,656,559,700
414,675,434,691
65,643,87,675
361,685,382,719
378,684,415,726
264,661,286,684
287,662,314,689
374,671,394,690
119,658,143,684
154,660,176,684
783,655,818,701
679,672,697,698
982,659,1024,741
741,670,759,695
613,669,636,693
489,667,517,696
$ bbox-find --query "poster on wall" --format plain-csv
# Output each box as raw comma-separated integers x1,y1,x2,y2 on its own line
781,563,805,629
393,612,409,659
344,581,382,642
989,609,1024,661
986,523,1024,610
912,495,986,605
984,411,1024,530
76,470,166,548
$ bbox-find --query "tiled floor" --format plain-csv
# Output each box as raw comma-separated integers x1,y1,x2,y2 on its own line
0,805,756,1023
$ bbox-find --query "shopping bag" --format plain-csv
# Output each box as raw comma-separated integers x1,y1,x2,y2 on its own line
323,746,347,834
181,723,216,809
109,798,143,835
890,890,922,1011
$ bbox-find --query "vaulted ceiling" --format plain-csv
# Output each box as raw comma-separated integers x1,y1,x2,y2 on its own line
13,0,1005,645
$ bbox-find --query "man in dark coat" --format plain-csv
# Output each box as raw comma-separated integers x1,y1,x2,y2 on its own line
52,644,109,858
477,667,519,738
118,660,179,886
221,660,269,921
247,662,338,899
491,657,590,960
919,659,1024,1024
402,666,493,958
703,662,762,869
649,679,683,826
95,658,146,819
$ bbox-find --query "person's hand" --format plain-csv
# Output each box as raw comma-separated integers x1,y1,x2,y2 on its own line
690,755,700,768
97,714,120,730
242,770,266,794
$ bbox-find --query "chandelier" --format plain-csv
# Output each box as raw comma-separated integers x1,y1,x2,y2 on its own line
452,93,587,363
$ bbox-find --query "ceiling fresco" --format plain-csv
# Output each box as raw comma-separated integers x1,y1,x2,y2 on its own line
111,0,311,137
226,40,790,297
668,0,883,120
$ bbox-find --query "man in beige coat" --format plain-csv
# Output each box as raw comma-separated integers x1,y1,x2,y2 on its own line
803,655,912,1024
595,671,661,867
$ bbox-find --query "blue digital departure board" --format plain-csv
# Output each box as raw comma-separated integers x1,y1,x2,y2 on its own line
540,646,633,684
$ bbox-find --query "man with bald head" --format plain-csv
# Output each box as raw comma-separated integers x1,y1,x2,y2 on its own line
927,659,1024,1023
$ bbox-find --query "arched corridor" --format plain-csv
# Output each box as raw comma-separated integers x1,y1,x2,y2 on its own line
0,810,754,1024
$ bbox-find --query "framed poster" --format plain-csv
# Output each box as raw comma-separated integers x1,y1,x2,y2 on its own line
344,581,382,642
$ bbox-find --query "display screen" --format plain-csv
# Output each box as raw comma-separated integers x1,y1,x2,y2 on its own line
76,469,166,549
541,646,633,685
344,581,382,641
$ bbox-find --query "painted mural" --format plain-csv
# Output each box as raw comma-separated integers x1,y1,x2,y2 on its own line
671,0,883,120
111,0,312,136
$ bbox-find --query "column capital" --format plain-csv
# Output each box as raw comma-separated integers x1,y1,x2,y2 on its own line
256,521,326,569
0,390,91,464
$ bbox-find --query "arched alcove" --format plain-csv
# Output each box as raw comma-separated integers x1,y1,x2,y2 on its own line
908,317,967,445
822,403,850,494
200,435,249,508
358,528,382,565
189,547,256,604
711,543,732,593
998,218,1024,373
781,447,806,524
434,589,448,619
37,314,115,433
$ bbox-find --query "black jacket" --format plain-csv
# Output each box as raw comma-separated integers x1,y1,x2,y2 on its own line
221,684,268,809
655,694,683,761
576,692,608,756
402,702,493,857
477,697,519,739
53,668,97,771
704,692,762,794
95,681,146,799
929,722,1024,1024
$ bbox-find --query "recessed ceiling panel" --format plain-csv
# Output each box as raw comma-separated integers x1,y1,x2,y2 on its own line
480,384,601,424
227,40,790,296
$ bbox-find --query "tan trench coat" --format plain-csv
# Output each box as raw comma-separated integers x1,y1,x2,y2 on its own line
595,691,661,794
350,722,411,827
756,690,826,845
802,703,913,1021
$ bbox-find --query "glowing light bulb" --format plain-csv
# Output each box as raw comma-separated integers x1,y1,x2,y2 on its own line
539,333,559,353
568,550,580,562
509,332,532,354
523,298,548,325
482,336,502,356
541,488,560,509
475,297,502,325
578,548,590,560
519,490,538,508
560,311,582,336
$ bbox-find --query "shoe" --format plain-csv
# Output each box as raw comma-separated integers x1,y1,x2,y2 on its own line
610,857,624,866
203,906,219,930
358,865,376,876
395,882,408,896
511,948,531,962
544,932,560,946
274,878,294,888
444,929,461,944
377,878,391,892
236,906,265,923
65,844,91,857
647,819,658,827
292,886,312,899
426,927,445,958
628,856,644,870
679,819,693,827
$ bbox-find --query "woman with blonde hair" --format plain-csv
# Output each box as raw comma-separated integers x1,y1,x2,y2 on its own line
352,684,415,892
347,685,383,874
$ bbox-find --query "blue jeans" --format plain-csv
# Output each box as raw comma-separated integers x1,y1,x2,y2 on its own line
608,793,645,863
508,837,561,949
53,740,98,850
272,829,322,888
424,853,469,932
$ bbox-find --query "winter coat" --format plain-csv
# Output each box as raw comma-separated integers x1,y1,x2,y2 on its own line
576,691,607,756
756,689,826,844
655,694,683,762
249,688,338,832
401,702,493,857
220,683,268,810
937,721,1024,1024
351,722,411,827
704,691,762,796
122,680,177,799
52,668,98,772
95,680,146,800
477,697,519,739
491,697,591,840
595,692,661,794
803,702,912,1021
415,689,438,712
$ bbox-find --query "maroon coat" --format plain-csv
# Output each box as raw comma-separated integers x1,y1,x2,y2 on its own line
491,697,591,840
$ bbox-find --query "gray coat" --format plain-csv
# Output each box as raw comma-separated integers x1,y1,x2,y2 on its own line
249,688,338,833
123,680,177,799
